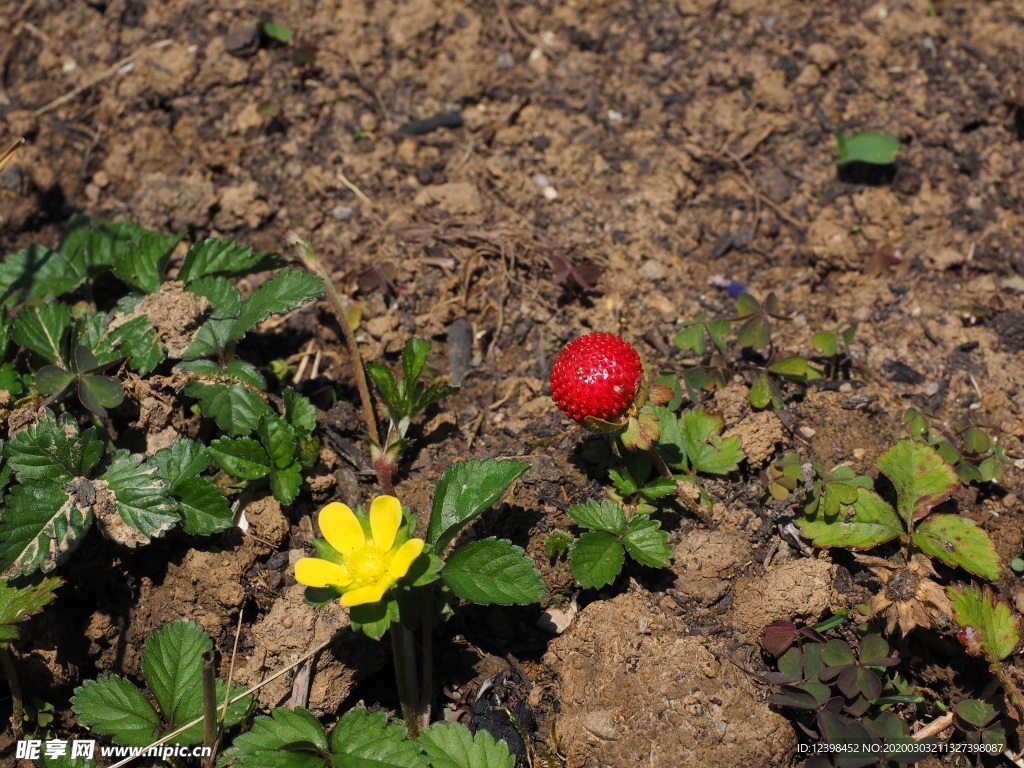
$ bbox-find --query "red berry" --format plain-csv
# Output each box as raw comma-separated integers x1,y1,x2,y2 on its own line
550,333,643,424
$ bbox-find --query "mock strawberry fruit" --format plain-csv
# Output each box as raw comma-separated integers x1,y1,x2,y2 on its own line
550,333,644,425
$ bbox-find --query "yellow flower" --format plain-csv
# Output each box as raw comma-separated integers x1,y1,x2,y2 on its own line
295,496,425,607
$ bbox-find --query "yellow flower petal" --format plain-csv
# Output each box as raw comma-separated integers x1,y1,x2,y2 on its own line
369,495,402,550
295,558,353,588
319,502,364,557
340,581,392,607
387,539,425,580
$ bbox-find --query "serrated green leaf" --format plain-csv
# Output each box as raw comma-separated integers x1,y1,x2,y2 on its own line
564,499,627,534
877,440,960,525
178,239,279,283
442,538,544,605
258,414,298,470
0,244,85,308
175,478,233,535
329,708,426,767
228,269,324,342
185,381,273,436
623,517,671,568
0,480,93,577
0,576,60,647
677,408,744,475
209,437,273,480
71,676,161,747
402,338,431,384
913,515,1001,580
0,362,24,398
108,314,165,374
142,620,208,731
186,275,243,312
150,439,210,495
217,707,328,768
224,360,267,390
12,302,71,364
283,388,317,435
365,362,400,412
795,487,903,549
569,531,625,589
608,465,640,496
270,462,303,505
100,451,179,543
417,721,513,768
5,412,103,481
426,460,530,552
111,230,181,293
948,583,1021,662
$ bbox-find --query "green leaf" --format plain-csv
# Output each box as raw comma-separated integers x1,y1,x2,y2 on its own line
229,269,324,342
185,381,273,436
5,411,103,481
795,488,903,549
71,676,162,747
564,499,627,534
0,480,93,577
12,302,71,364
100,451,180,543
748,374,774,409
768,355,810,379
209,437,273,480
283,388,318,435
150,439,211,495
735,292,759,316
676,408,744,475
836,131,900,166
623,518,671,568
329,708,426,767
402,338,431,384
569,531,625,589
111,230,180,293
426,460,530,552
78,374,125,418
0,244,86,308
365,362,401,411
175,478,233,535
270,462,303,505
674,323,706,355
109,314,165,374
187,275,243,312
812,331,839,357
35,365,76,395
737,315,771,349
142,620,208,733
877,440,960,526
912,515,1001,580
217,707,328,768
948,583,1021,662
955,699,1001,729
261,21,295,44
0,576,60,647
0,362,24,398
417,721,514,768
442,538,544,605
258,414,298,470
178,239,279,283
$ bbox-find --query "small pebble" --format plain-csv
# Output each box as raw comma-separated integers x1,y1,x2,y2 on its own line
582,710,620,740
799,426,816,438
1003,494,1018,509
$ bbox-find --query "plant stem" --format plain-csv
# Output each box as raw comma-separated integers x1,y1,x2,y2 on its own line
289,235,382,462
389,622,421,737
200,650,218,768
646,446,712,525
418,589,435,729
0,648,24,740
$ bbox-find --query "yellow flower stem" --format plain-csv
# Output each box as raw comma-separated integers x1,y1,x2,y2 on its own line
389,621,422,737
418,588,434,727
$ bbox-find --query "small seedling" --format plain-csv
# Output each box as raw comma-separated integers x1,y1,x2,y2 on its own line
834,128,900,166
812,323,855,378
904,408,1010,485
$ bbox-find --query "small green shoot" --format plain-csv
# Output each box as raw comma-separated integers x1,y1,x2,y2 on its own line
834,128,901,166
259,20,294,44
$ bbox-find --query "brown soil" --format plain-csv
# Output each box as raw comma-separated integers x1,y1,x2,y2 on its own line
2,0,1024,766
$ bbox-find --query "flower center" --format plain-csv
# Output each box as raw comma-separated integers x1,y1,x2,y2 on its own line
348,545,389,585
